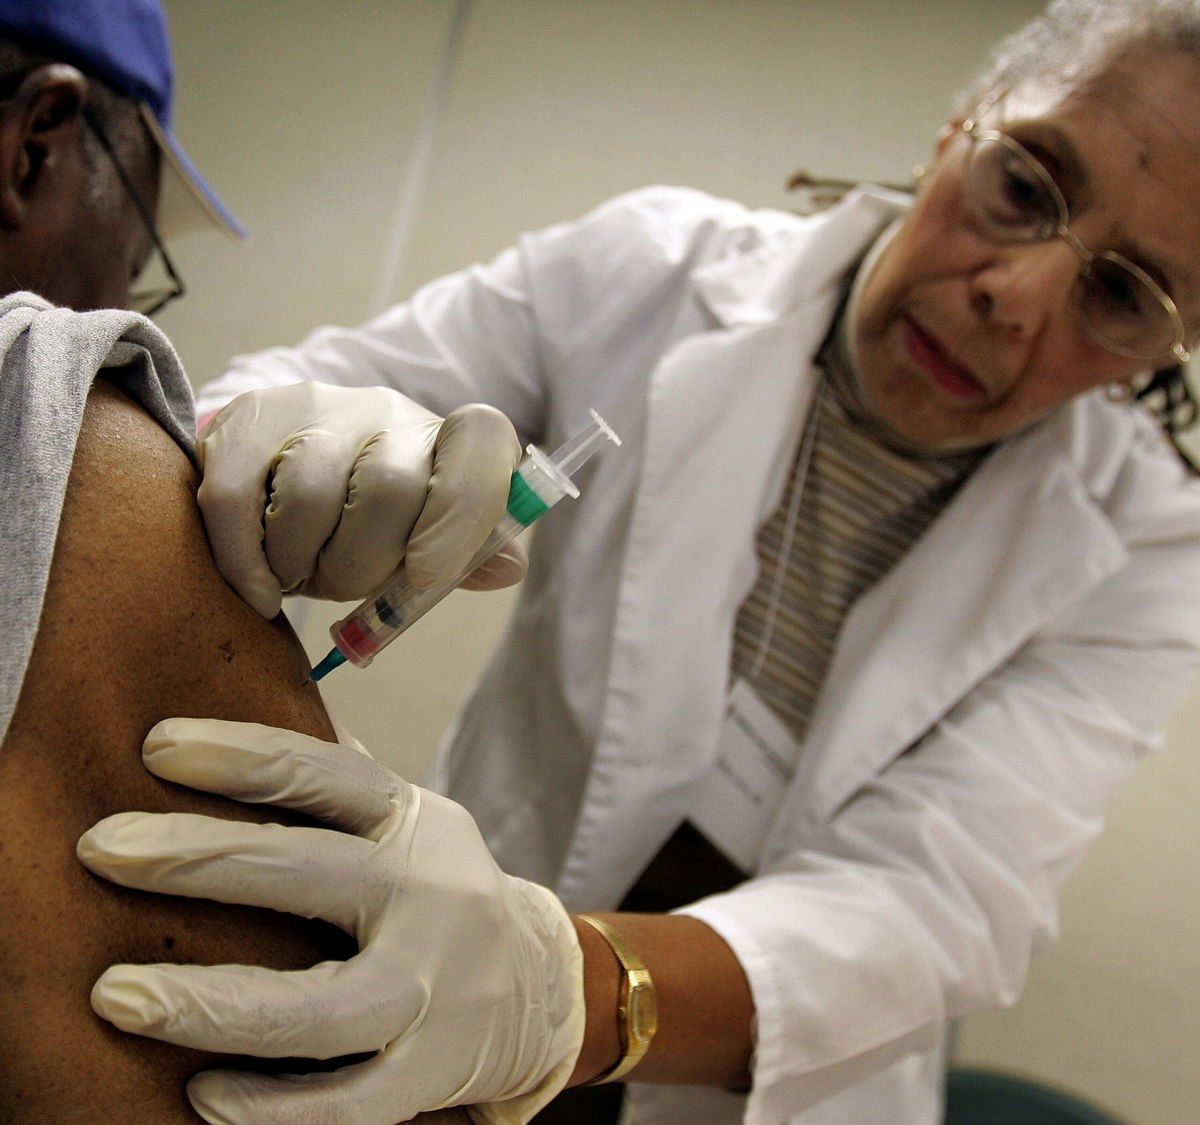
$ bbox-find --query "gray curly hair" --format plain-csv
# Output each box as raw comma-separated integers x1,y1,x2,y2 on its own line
958,0,1200,113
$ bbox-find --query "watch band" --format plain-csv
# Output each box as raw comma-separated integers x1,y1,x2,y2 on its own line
576,914,659,1086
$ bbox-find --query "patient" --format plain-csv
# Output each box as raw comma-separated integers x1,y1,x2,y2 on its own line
0,362,348,1120
0,353,468,1125
0,6,463,1122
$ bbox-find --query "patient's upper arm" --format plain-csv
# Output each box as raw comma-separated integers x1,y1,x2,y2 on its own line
0,380,355,1122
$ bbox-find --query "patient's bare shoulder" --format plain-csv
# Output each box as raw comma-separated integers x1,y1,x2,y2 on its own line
0,379,349,1122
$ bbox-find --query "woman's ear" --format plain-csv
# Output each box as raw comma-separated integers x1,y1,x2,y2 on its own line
0,64,87,228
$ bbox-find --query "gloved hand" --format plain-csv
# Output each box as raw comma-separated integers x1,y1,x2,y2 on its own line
197,381,526,618
76,718,586,1125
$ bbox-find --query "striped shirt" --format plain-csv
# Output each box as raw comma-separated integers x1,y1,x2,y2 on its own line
731,328,989,742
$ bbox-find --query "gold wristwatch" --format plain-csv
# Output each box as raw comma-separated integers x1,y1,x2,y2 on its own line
576,914,659,1085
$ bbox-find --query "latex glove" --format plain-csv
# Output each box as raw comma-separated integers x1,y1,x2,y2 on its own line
76,718,585,1125
197,381,525,618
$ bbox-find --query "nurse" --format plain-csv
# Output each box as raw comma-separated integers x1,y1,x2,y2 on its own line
79,1,1200,1122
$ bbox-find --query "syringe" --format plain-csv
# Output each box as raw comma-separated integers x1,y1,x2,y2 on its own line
310,408,620,681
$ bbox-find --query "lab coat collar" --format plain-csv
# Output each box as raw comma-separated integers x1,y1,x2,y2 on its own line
691,185,913,329
564,190,915,904
560,184,1180,923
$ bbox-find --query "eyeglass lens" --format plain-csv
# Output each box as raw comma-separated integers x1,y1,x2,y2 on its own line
964,133,1180,359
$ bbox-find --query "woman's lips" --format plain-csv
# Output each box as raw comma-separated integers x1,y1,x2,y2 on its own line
902,317,987,400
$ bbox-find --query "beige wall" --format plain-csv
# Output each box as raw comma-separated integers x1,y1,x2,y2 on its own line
160,3,1198,1121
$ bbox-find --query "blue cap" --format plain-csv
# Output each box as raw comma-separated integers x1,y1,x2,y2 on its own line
0,0,245,239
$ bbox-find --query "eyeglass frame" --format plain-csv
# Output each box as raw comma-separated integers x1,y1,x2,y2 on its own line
80,104,184,318
959,108,1191,364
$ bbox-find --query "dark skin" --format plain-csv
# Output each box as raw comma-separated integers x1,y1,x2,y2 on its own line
0,64,465,1124
0,64,153,312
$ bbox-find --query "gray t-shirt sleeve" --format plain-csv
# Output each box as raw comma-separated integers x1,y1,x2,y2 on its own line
0,292,197,743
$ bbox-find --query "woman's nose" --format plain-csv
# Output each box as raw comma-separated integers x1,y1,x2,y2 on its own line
969,239,1080,340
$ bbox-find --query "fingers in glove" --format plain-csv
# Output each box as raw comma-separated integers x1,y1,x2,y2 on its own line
261,424,388,594
93,958,425,1060
457,541,529,592
187,1050,441,1125
301,424,441,602
405,404,521,588
140,718,399,836
197,441,285,620
76,809,396,926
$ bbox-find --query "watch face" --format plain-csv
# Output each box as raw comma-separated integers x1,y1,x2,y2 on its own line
627,978,659,1043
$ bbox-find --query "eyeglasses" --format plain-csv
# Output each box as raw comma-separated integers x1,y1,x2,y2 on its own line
960,115,1191,363
81,105,184,318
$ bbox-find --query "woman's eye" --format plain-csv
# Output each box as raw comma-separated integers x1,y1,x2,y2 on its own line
1000,158,1054,218
1088,261,1153,317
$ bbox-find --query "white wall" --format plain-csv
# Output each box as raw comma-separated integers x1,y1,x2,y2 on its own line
160,3,1198,1121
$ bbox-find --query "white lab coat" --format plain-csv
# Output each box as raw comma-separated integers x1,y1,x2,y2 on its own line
200,186,1200,1124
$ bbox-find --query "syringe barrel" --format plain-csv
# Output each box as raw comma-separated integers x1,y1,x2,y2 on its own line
326,409,617,672
329,512,526,666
